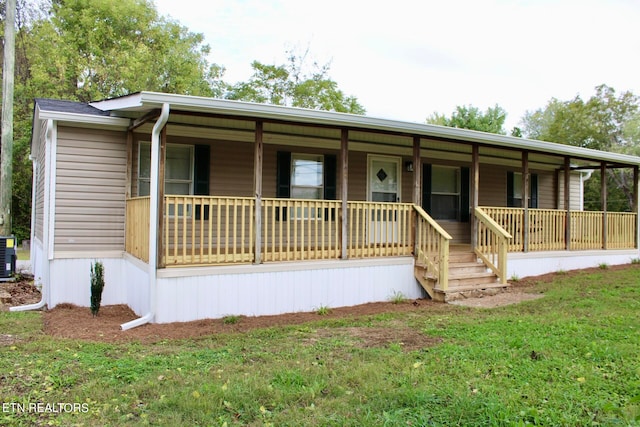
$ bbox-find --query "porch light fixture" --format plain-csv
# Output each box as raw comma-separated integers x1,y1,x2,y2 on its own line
405,161,414,172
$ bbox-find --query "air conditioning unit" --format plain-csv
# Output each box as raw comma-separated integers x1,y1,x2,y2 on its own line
0,236,17,281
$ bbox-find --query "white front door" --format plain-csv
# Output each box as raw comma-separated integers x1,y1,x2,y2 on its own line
368,156,401,202
368,155,401,243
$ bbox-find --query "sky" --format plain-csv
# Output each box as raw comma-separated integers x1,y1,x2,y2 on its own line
153,0,640,131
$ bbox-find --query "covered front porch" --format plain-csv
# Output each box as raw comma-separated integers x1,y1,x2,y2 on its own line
112,94,640,304
125,194,638,299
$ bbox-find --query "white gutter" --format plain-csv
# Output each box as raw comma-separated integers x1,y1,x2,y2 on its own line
37,110,129,128
121,103,169,330
11,120,54,312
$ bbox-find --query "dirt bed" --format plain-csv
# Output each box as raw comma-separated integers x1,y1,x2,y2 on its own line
2,265,627,344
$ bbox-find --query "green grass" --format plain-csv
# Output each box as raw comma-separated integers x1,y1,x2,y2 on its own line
1,266,639,426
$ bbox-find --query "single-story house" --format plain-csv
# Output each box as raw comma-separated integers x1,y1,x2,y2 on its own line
18,92,640,328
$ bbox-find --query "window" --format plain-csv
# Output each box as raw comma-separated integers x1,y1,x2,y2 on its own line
291,154,324,199
275,151,337,221
507,172,538,208
430,166,460,220
422,164,470,222
138,142,194,197
138,142,206,217
289,154,323,219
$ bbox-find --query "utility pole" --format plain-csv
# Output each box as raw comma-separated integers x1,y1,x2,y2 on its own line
0,0,16,236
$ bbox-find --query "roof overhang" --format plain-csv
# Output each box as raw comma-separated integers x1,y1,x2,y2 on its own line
36,106,130,129
80,91,640,168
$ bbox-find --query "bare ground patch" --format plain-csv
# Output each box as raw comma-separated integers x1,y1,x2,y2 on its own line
307,326,443,351
448,291,545,308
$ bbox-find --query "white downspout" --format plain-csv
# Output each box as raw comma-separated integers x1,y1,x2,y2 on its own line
11,120,53,312
580,170,594,211
121,103,169,330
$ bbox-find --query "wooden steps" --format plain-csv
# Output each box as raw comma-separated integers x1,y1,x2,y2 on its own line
414,246,509,302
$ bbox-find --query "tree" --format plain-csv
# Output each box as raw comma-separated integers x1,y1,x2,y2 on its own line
1,0,16,236
27,0,224,102
427,104,507,134
1,0,226,242
1,1,366,242
521,85,640,211
227,49,365,114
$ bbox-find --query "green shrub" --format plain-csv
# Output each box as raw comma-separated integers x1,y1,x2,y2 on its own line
223,315,240,325
90,261,105,316
389,291,407,304
316,305,331,316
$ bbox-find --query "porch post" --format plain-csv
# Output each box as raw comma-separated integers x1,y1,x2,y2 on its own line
564,157,571,250
125,131,133,199
634,165,639,249
412,136,422,253
254,121,263,264
341,129,349,259
471,143,479,249
601,162,607,249
522,151,529,252
157,125,167,268
412,136,421,206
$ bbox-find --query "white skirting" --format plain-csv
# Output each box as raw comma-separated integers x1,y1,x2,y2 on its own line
46,253,149,316
507,249,638,278
153,257,422,323
38,248,639,324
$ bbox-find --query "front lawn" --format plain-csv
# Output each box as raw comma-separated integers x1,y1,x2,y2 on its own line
1,267,639,426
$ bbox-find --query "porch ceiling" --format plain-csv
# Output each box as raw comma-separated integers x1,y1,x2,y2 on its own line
127,114,608,170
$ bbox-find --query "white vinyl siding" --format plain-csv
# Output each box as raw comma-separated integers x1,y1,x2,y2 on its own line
54,127,127,252
34,120,48,242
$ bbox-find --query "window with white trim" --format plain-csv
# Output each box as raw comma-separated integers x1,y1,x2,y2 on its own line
290,154,324,199
508,172,538,208
138,142,194,196
431,165,460,220
138,142,194,216
290,154,324,219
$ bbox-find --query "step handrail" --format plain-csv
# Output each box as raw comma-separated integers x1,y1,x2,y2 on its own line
474,207,512,284
413,205,452,290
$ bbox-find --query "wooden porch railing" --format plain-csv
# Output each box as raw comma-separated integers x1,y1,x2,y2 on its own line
125,196,150,262
606,212,637,249
126,197,637,268
413,205,452,290
570,211,603,250
346,201,414,258
261,198,342,262
164,196,255,266
483,207,566,251
127,196,417,266
482,207,637,251
474,207,512,284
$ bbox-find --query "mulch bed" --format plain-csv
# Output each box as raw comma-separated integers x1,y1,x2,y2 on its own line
2,264,634,344
42,299,446,344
